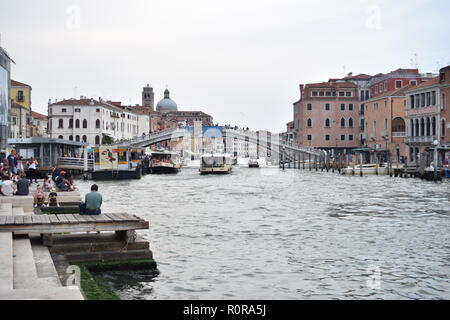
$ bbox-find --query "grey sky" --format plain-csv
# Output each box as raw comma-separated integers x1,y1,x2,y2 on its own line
1,0,449,132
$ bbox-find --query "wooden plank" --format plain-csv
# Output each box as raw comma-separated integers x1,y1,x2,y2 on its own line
90,214,112,223
64,215,78,224
105,213,124,222
56,215,69,223
73,215,87,222
40,215,51,224
48,215,60,224
31,215,43,224
14,216,24,225
0,221,149,234
115,213,140,221
23,216,34,225
78,214,95,222
5,216,14,225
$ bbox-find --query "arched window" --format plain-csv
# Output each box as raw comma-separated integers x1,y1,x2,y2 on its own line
58,135,63,140
392,117,406,133
415,119,420,136
348,118,354,128
69,119,74,128
96,119,100,129
75,135,80,142
432,117,436,136
82,135,87,143
442,119,446,137
341,118,346,128
75,119,80,129
58,119,64,129
325,119,330,128
420,118,425,136
83,119,88,129
410,119,414,136
95,135,101,145
426,117,431,136
307,119,312,128
69,135,73,141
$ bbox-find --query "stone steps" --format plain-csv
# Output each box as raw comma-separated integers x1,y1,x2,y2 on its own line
0,286,84,300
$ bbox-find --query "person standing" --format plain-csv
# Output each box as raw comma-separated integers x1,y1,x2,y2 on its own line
17,156,25,174
80,184,102,215
7,150,17,177
27,157,39,184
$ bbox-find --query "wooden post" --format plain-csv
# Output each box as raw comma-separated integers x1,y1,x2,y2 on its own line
352,154,356,176
288,150,291,169
375,153,379,175
309,153,311,171
302,153,305,170
360,153,363,177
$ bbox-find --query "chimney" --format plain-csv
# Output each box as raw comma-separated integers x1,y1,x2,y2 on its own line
347,72,353,77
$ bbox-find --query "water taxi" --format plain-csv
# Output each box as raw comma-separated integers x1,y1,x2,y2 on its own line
248,158,260,168
149,151,181,174
341,163,389,175
200,154,233,175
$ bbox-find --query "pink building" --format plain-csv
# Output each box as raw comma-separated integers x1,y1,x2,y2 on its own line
293,81,360,152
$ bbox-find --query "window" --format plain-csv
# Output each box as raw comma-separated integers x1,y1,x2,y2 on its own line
426,92,431,106
75,135,80,142
307,135,312,141
75,119,80,128
349,118,354,128
349,104,353,111
341,118,346,128
69,119,74,128
96,109,100,113
325,92,331,97
432,91,436,105
395,80,402,89
346,92,351,97
319,92,325,97
75,108,81,112
410,80,417,86
325,119,330,128
58,119,64,129
340,104,345,111
95,135,101,145
69,135,73,141
410,95,415,109
339,92,345,97
307,104,312,111
58,135,63,140
17,90,24,102
325,135,330,141
96,119,100,129
62,108,67,113
307,119,312,128
312,91,318,97
83,119,88,129
82,135,87,143
341,135,345,141
443,119,446,137
384,81,388,91
375,85,378,94
349,135,354,141
325,104,330,111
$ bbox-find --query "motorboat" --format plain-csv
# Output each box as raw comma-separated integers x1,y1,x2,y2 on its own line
149,151,181,174
200,154,233,175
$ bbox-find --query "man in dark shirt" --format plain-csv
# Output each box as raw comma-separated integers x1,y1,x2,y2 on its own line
52,165,62,182
16,174,30,196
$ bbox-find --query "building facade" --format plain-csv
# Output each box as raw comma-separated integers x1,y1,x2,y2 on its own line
364,87,409,162
31,111,48,137
293,81,360,153
48,98,149,146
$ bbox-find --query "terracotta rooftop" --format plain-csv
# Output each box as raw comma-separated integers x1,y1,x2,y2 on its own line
366,85,413,101
11,80,31,88
405,77,440,92
305,81,357,89
31,111,48,120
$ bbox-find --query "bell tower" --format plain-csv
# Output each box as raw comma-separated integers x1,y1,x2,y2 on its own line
142,84,154,111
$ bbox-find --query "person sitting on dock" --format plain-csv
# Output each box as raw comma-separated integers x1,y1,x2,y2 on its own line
51,165,61,182
46,188,60,207
15,173,30,196
55,170,70,191
80,184,102,215
33,185,46,208
0,176,16,197
43,176,53,192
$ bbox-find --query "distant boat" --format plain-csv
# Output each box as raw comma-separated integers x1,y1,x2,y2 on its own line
200,154,233,175
341,163,390,175
149,151,181,174
248,158,260,168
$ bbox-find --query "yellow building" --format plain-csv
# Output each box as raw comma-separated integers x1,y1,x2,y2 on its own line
10,80,32,109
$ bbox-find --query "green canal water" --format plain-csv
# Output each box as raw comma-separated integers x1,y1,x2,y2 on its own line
76,167,450,300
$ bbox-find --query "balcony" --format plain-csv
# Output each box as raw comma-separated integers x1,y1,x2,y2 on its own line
392,132,406,138
405,136,438,145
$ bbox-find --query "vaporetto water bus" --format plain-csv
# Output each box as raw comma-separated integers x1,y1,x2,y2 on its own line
200,154,233,175
149,150,181,174
92,146,144,180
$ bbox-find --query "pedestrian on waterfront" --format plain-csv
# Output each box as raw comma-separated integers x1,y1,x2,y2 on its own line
0,176,16,197
27,157,39,184
52,165,61,182
17,156,25,173
55,170,70,191
46,188,60,207
43,175,53,192
15,173,30,196
80,184,102,215
7,150,17,177
33,185,46,208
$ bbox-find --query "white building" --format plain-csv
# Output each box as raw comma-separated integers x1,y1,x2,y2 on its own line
48,98,149,146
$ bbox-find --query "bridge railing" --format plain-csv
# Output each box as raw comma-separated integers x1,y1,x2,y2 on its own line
58,157,94,170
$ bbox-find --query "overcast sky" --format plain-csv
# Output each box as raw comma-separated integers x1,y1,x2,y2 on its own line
1,0,449,132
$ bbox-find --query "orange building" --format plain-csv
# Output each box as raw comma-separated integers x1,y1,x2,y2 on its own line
364,87,409,163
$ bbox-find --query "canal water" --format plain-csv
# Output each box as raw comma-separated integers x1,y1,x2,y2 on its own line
76,167,450,300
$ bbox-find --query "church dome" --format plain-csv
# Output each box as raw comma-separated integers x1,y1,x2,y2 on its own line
156,89,178,113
